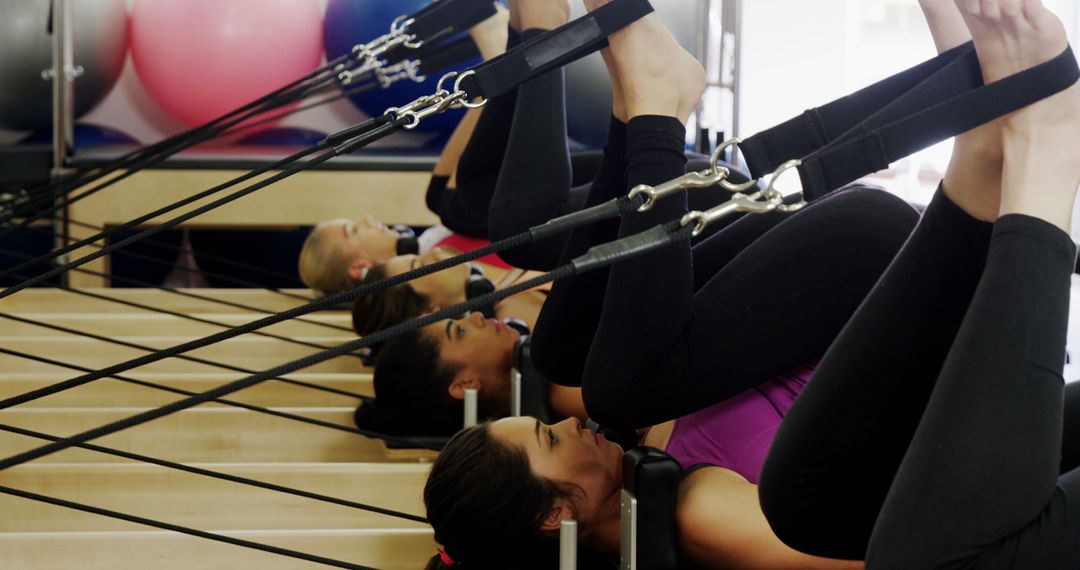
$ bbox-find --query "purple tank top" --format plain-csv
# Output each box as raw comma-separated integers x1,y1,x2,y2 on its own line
658,361,816,483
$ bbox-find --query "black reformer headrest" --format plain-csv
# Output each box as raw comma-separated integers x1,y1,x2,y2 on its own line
621,447,683,570
393,225,419,256
466,265,497,319
515,334,555,424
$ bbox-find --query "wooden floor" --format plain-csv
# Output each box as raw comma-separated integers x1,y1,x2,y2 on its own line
0,288,436,569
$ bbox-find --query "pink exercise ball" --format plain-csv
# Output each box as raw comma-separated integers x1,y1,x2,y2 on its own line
130,0,323,127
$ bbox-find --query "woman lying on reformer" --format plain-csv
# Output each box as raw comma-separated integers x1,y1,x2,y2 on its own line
297,7,519,296
420,0,1080,568
353,0,782,436
346,0,761,334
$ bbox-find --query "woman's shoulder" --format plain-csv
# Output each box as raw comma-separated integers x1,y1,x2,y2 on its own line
675,467,864,569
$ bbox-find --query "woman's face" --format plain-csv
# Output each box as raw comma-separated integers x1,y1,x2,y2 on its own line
490,416,624,523
317,215,399,266
383,247,470,309
422,312,521,391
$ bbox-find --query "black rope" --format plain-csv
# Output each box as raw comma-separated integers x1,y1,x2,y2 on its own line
2,65,347,228
0,84,341,276
0,229,532,409
0,313,370,402
65,217,315,297
0,343,384,440
0,423,427,523
0,116,403,297
0,212,692,471
58,221,317,301
1,259,357,349
0,265,576,469
0,485,378,570
0,242,349,336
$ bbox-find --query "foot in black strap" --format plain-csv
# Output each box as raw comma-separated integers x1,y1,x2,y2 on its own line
603,2,704,124
958,0,1080,231
920,0,1007,222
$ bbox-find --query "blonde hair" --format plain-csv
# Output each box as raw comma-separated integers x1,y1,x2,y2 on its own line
298,224,354,296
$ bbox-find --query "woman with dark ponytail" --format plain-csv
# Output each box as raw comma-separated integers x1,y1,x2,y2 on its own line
422,424,586,569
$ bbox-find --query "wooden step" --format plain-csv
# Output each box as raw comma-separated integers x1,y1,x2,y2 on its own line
0,373,372,407
0,529,435,570
0,463,428,532
0,312,354,338
0,408,403,463
0,288,325,314
0,336,370,374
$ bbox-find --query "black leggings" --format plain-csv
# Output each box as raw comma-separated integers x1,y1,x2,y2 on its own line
452,30,741,269
759,189,1080,568
533,115,920,428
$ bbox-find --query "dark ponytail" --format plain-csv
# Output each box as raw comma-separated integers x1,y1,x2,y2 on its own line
360,329,465,436
351,264,432,336
424,424,582,569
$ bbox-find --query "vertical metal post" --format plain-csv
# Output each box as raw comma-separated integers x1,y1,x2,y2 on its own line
50,0,76,283
510,368,522,417
559,520,578,570
463,388,478,427
619,490,637,570
729,0,743,140
51,0,75,174
693,0,711,152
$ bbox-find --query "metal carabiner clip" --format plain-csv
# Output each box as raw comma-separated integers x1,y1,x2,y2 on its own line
710,138,759,193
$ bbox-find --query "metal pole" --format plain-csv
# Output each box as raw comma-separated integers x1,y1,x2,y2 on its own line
50,0,77,284
510,368,522,417
463,388,478,427
729,0,743,141
50,0,75,174
619,490,637,570
559,519,578,570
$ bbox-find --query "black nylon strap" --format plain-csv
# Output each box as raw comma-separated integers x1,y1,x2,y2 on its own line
0,423,427,523
797,46,1080,198
418,35,482,76
459,0,653,100
740,41,977,178
0,485,377,570
406,0,496,48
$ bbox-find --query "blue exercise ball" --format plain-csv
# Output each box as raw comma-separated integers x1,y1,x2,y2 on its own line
20,123,138,151
0,0,129,131
324,0,480,135
237,126,329,147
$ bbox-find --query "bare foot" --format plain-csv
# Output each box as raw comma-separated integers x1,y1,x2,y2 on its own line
582,0,627,121
509,0,570,32
920,0,1003,221
920,0,974,52
605,10,705,123
469,4,510,61
957,0,1080,230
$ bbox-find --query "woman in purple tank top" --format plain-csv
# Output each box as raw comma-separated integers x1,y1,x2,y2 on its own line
413,0,979,568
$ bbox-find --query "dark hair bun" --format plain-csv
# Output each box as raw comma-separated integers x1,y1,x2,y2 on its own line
354,399,410,432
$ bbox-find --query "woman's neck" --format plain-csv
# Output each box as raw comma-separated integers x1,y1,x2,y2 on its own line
581,489,624,558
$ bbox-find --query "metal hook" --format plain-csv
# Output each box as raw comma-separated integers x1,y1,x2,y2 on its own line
679,191,782,237
627,167,734,213
452,70,487,109
711,138,759,193
762,159,803,203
